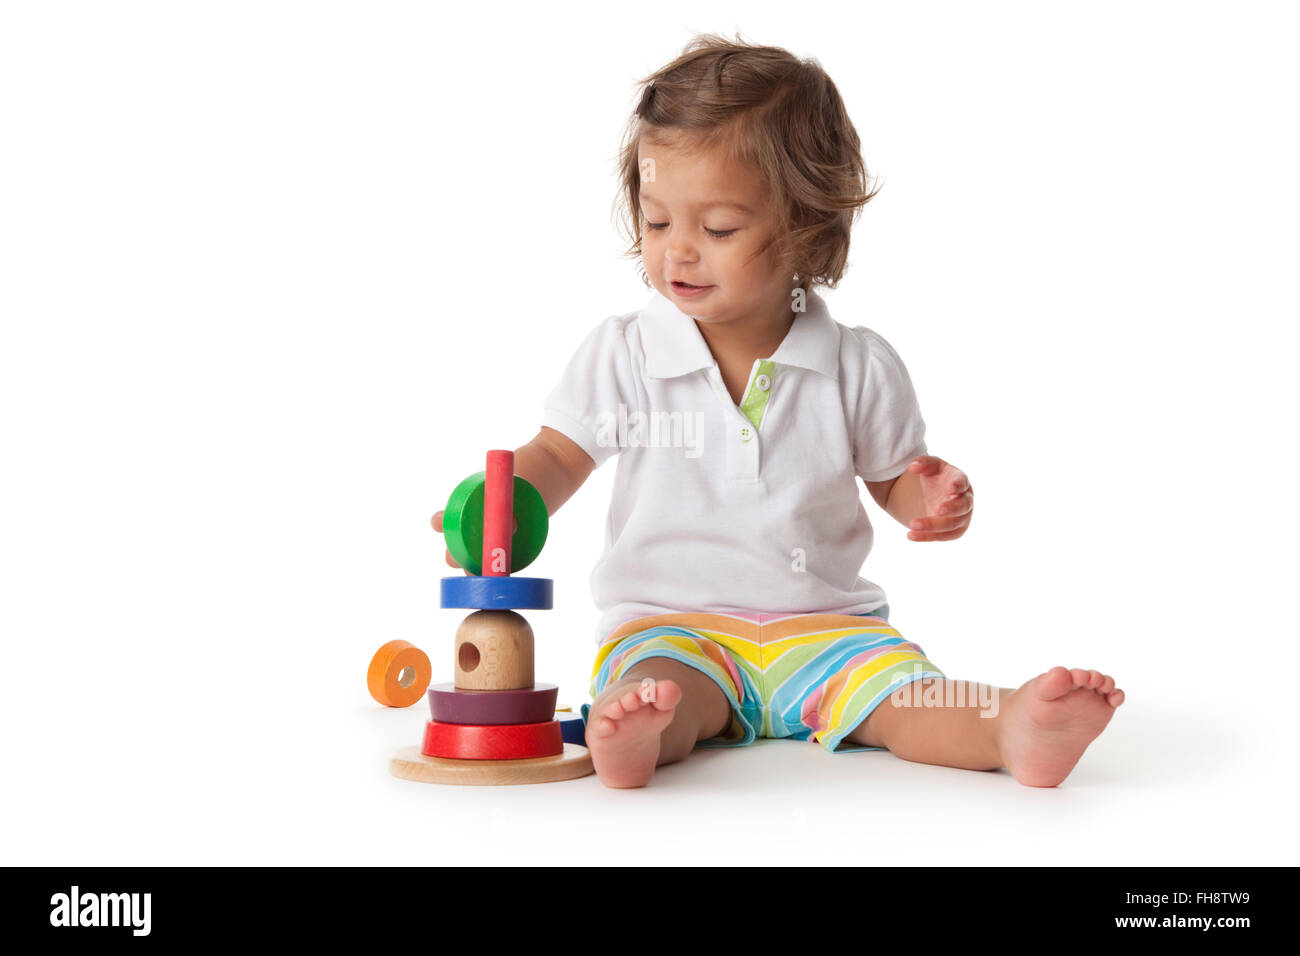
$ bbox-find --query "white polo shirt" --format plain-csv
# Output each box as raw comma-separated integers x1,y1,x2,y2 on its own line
541,288,928,645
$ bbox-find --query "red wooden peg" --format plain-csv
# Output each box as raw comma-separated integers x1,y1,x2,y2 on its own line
482,449,514,576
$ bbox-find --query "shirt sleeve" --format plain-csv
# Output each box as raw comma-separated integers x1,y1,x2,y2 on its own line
850,327,928,483
540,314,637,469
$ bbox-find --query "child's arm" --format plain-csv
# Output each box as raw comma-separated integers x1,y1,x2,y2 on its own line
517,426,596,516
875,470,924,526
864,476,900,515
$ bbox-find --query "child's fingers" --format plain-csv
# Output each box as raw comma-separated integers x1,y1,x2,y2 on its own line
432,510,461,567
910,508,971,532
908,516,969,539
908,526,967,541
935,490,973,518
933,465,969,496
911,457,970,497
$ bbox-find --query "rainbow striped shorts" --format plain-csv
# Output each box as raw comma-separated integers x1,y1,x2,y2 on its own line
583,605,945,754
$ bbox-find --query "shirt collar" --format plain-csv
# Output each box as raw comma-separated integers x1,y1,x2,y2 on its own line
640,287,841,381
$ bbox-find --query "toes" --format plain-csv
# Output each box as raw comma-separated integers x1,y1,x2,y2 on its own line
601,698,628,721
652,679,683,711
587,716,617,738
618,687,647,713
1037,666,1075,700
1065,668,1114,693
592,677,683,728
592,678,645,721
1107,688,1125,707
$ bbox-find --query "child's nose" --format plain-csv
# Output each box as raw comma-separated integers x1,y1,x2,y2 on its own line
667,238,700,260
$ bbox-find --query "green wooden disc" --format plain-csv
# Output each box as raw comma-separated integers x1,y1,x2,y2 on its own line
443,472,548,576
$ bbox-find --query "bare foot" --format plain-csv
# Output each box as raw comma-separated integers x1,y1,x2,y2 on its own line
585,675,682,788
997,666,1125,787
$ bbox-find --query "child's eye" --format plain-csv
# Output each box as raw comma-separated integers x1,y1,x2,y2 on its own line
642,219,736,239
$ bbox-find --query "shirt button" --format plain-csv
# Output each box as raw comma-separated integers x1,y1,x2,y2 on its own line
739,426,752,442
755,373,770,391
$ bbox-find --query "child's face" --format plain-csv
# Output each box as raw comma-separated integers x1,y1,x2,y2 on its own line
637,135,793,328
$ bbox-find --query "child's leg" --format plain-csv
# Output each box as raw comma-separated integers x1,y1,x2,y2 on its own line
585,657,733,789
847,667,1124,787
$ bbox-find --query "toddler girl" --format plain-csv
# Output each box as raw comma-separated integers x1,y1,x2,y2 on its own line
434,33,1123,789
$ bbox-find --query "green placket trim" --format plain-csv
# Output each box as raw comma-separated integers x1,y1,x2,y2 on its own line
739,360,775,430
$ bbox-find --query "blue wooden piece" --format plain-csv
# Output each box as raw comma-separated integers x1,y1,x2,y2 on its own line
440,575,553,610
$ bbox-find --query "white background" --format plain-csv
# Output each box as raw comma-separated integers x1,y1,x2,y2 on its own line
2,1,1297,866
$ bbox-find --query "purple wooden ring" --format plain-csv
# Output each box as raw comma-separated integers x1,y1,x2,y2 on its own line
427,682,559,725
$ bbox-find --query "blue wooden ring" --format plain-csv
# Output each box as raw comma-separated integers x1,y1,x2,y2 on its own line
440,575,553,610
556,711,588,746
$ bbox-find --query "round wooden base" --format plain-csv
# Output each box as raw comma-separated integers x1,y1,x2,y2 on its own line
390,744,594,786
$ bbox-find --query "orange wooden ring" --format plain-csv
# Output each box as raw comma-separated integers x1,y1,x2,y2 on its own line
421,720,563,760
367,640,432,707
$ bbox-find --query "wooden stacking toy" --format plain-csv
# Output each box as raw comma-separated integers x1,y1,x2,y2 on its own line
389,449,594,785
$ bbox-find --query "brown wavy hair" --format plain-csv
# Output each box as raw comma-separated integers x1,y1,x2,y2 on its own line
612,32,881,296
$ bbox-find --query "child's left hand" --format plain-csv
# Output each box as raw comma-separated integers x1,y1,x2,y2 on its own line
905,455,973,541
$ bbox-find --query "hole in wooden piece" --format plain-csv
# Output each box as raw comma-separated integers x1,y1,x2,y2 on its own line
397,666,416,688
458,641,481,672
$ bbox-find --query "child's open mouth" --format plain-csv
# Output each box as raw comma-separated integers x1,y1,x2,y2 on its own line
671,281,713,297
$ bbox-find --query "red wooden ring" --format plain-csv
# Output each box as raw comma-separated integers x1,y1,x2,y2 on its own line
421,720,563,760
427,682,558,725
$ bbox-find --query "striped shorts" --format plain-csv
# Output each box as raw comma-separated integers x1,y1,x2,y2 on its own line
583,605,945,754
